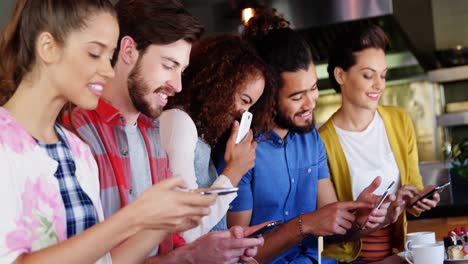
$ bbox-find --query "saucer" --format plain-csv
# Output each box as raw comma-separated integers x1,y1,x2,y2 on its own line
445,260,468,263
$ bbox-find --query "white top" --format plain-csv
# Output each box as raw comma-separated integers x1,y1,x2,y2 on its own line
159,109,236,243
334,112,400,201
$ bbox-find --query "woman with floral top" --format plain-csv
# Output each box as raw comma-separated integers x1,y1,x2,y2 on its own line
0,1,215,263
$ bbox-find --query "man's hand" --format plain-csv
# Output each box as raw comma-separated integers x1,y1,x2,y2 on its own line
302,201,373,236
185,226,264,264
130,176,216,233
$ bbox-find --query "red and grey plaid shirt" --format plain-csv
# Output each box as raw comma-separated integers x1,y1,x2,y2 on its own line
71,99,177,252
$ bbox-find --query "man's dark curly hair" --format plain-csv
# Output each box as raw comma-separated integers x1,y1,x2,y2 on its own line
167,34,277,147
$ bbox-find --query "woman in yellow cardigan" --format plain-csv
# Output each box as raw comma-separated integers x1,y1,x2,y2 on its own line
319,24,440,263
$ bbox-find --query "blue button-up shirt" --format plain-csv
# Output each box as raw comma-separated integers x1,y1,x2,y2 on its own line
220,128,337,264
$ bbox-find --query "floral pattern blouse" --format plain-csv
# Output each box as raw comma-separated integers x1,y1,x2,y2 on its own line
0,108,111,263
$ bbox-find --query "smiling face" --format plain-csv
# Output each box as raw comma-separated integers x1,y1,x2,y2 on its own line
338,48,387,111
49,12,119,110
275,63,318,133
231,75,265,120
128,39,192,119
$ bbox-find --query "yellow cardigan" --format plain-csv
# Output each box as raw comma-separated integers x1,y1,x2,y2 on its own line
318,105,423,262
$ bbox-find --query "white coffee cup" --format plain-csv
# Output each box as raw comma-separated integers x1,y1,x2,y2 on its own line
405,243,444,264
405,231,436,251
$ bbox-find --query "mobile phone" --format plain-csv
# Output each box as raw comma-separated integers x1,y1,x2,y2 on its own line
409,181,451,207
247,220,283,238
374,180,395,210
359,180,395,230
235,111,253,144
199,187,239,196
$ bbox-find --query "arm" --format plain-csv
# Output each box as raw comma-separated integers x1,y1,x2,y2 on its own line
403,112,440,213
316,178,338,208
10,176,215,264
144,226,264,264
160,110,237,243
160,109,198,189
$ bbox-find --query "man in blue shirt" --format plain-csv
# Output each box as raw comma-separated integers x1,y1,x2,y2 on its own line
217,9,390,264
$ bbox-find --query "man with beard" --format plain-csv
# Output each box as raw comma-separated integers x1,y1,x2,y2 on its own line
71,0,264,263
217,9,394,264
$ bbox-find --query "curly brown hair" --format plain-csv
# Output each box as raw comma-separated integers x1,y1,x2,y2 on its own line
167,34,277,147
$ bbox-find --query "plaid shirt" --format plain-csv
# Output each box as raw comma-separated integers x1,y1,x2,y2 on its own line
71,99,174,253
36,125,98,238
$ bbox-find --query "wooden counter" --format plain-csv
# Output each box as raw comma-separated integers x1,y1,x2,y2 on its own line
407,216,468,240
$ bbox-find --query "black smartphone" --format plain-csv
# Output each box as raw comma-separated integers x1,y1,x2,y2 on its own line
409,181,451,207
247,220,283,238
199,187,239,196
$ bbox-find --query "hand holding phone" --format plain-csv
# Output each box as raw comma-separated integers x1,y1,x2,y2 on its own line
409,181,450,207
359,180,395,230
373,181,395,210
235,111,253,144
247,220,283,238
199,187,239,196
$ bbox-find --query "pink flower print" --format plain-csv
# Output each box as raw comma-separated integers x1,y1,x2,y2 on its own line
0,120,36,154
63,130,82,159
6,177,66,252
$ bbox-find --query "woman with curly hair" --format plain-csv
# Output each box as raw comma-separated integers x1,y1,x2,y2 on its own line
159,34,276,243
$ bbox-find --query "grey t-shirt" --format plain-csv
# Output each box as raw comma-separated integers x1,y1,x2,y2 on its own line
124,123,158,256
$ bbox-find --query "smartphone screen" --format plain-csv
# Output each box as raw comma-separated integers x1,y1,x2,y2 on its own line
235,111,253,144
247,220,283,238
199,187,239,196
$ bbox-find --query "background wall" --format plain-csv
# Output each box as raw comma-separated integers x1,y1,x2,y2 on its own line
0,1,15,27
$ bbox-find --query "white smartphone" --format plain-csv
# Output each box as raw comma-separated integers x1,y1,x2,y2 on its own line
199,187,239,195
235,111,253,144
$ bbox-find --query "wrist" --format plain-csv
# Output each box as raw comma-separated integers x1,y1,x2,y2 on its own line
178,243,197,264
154,245,196,264
298,212,316,237
298,214,307,239
222,166,242,186
120,202,146,234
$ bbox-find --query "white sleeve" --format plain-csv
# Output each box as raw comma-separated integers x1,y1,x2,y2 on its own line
159,109,198,189
0,149,25,263
181,175,237,243
159,110,237,243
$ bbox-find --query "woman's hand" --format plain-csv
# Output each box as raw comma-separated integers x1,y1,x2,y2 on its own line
382,185,419,224
130,176,217,233
223,121,257,186
409,185,441,214
355,176,395,229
